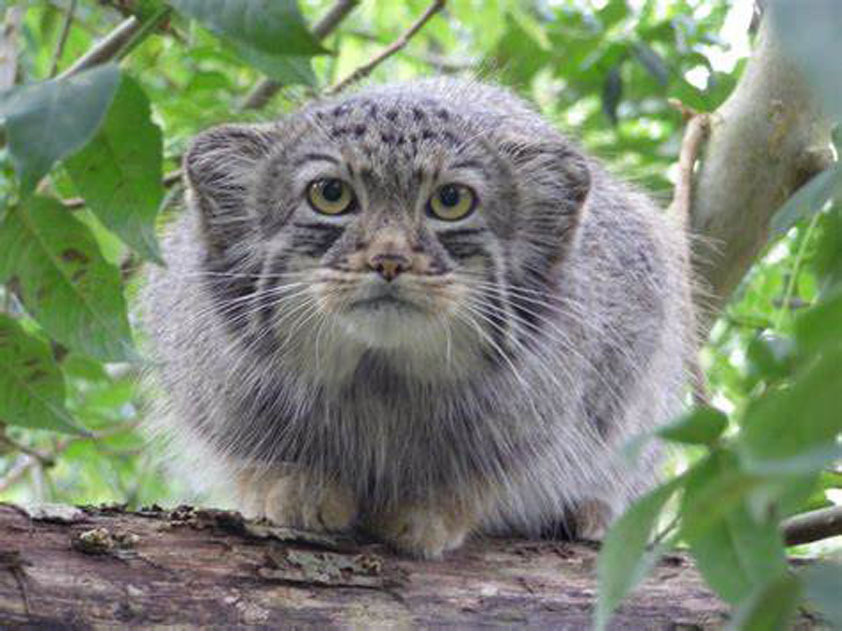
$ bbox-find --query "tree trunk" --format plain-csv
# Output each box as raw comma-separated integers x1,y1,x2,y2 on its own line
0,503,816,630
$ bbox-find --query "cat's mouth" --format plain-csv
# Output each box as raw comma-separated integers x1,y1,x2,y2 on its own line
349,291,421,313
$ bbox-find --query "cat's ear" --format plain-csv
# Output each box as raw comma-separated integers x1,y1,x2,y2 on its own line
500,137,591,222
184,123,279,252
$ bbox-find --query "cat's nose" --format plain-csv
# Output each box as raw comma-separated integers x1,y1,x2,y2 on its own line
368,253,410,281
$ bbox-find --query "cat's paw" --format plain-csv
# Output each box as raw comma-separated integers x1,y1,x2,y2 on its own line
569,498,614,541
238,469,357,533
371,503,476,559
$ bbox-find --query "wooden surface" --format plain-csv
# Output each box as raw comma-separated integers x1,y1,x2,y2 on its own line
0,503,800,631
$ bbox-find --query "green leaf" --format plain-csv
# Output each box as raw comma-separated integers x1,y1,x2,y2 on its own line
230,41,316,86
169,0,327,57
770,164,842,237
738,349,842,473
682,452,788,605
0,315,82,434
803,562,842,630
594,476,683,631
727,573,802,631
0,65,120,195
658,406,728,446
65,74,164,263
0,198,134,362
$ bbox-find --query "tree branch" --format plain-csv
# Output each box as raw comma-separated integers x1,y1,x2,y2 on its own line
325,0,447,97
240,0,361,111
57,16,140,79
688,14,834,328
783,505,842,547
0,504,810,631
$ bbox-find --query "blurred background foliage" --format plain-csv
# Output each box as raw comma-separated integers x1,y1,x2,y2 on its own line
1,0,841,627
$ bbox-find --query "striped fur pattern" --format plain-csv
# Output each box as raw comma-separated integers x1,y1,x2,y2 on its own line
140,79,693,558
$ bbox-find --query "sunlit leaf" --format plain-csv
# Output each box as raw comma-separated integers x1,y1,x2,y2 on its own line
658,406,728,446
682,452,788,605
594,476,683,631
727,573,802,631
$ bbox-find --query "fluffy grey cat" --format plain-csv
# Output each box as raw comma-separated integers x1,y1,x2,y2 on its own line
141,79,693,559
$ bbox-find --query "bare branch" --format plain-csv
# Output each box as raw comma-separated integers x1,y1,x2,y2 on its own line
57,16,140,79
240,0,361,111
688,14,834,328
325,0,447,97
668,111,710,233
783,505,842,546
48,0,78,78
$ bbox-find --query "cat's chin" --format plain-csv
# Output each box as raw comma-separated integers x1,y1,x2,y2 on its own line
336,303,447,351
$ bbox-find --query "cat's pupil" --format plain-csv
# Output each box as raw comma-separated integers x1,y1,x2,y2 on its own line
439,185,460,207
322,179,344,202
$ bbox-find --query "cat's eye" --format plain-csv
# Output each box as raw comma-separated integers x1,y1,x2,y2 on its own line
427,184,476,221
307,178,355,215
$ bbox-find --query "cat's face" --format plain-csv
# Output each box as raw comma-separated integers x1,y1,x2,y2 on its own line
184,85,590,369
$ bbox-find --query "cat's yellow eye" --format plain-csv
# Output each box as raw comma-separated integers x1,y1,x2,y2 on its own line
428,184,476,221
307,178,355,215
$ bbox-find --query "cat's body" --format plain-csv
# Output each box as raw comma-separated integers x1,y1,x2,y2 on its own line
141,79,693,558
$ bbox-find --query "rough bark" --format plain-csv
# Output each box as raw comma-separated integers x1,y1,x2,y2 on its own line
689,14,833,323
0,503,817,631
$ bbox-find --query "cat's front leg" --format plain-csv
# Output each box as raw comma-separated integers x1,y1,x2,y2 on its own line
367,496,485,559
236,466,357,532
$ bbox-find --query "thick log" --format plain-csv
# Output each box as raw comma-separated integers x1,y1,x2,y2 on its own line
0,503,816,631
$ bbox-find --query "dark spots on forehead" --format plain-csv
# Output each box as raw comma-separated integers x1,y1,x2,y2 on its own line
437,108,450,121
353,124,367,137
386,108,399,121
411,107,426,122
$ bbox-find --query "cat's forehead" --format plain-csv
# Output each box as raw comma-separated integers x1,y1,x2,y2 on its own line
295,94,485,167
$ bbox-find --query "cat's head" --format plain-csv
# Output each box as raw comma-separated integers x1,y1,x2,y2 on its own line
184,81,591,370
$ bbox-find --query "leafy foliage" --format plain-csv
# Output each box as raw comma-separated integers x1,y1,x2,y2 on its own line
0,1,840,628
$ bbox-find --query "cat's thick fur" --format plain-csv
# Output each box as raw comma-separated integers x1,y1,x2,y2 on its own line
141,79,694,558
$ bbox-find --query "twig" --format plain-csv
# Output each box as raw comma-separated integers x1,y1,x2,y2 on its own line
114,6,171,62
57,16,140,79
48,0,77,78
0,455,37,494
668,111,710,232
60,167,183,209
668,109,711,406
0,419,142,494
240,0,361,111
782,505,842,546
325,0,447,97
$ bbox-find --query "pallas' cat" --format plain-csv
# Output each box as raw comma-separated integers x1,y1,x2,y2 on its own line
141,79,693,558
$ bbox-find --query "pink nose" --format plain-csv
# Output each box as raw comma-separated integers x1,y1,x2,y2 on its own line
368,253,410,281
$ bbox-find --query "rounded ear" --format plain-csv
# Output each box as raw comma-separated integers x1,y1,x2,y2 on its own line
184,123,280,252
499,137,591,222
